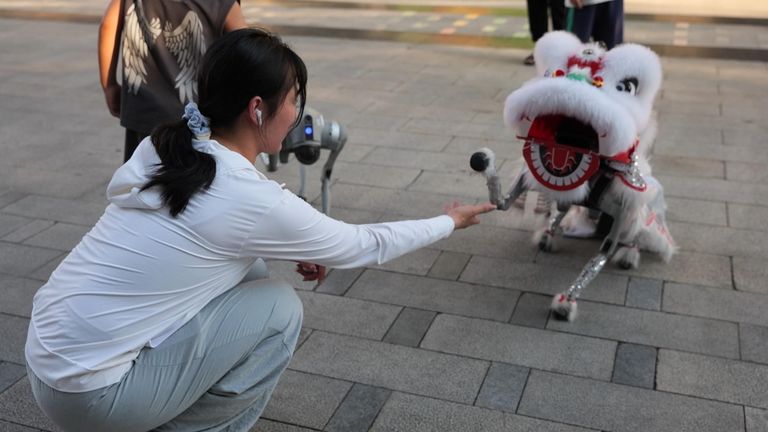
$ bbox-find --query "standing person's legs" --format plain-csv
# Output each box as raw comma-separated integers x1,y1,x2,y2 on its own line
28,274,302,432
549,0,566,31
526,0,549,41
591,0,624,49
525,0,549,63
569,5,597,43
124,128,146,162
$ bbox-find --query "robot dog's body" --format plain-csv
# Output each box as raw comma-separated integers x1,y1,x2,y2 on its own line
471,32,676,321
265,107,347,215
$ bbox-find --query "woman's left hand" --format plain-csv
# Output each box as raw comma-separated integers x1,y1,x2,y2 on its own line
296,261,326,284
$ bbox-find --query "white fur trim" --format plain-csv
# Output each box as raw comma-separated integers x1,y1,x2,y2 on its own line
504,78,638,158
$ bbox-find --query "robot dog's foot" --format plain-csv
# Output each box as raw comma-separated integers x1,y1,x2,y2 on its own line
613,245,640,270
534,229,559,252
550,293,578,321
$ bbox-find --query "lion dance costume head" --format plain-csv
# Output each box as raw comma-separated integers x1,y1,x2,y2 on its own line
470,31,676,321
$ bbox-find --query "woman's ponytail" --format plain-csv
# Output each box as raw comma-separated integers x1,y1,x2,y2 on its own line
141,121,216,217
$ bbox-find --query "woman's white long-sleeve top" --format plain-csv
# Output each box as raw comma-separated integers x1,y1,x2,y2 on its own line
25,138,454,393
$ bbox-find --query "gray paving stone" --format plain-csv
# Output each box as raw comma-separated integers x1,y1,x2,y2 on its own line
723,129,767,148
22,223,90,252
726,161,768,183
337,143,375,164
658,101,721,118
325,384,390,432
746,407,768,432
0,420,42,432
27,254,65,282
250,419,316,432
534,237,733,288
668,221,768,259
362,102,468,123
657,349,768,408
0,196,105,226
730,204,768,232
461,255,628,305
427,251,470,280
435,224,538,262
474,362,529,413
664,282,768,327
421,314,616,380
346,270,518,322
0,276,41,318
297,328,312,350
347,128,451,153
734,256,768,294
517,370,744,432
315,268,363,296
0,192,26,210
0,315,28,365
1,220,55,244
651,155,725,180
442,136,515,157
741,323,768,365
334,161,421,189
612,343,656,389
382,308,436,347
370,392,596,432
361,147,473,173
262,370,351,430
0,379,59,432
509,293,551,329
0,214,31,239
0,242,61,278
370,248,440,276
657,174,768,205
625,277,663,310
325,207,380,225
297,291,401,340
0,363,25,394
401,117,509,142
408,171,497,200
665,197,727,226
548,300,738,358
655,123,722,147
329,183,462,219
291,331,488,404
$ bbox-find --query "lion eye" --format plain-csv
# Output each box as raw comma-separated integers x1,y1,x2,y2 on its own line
616,77,639,95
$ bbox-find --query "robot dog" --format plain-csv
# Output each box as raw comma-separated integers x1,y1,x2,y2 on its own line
262,107,347,215
470,32,676,321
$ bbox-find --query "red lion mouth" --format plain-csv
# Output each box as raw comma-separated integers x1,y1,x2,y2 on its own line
520,114,601,191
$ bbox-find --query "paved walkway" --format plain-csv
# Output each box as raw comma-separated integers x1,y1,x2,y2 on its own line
1,1,768,432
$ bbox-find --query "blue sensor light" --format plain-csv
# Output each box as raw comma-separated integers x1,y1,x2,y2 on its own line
304,126,313,135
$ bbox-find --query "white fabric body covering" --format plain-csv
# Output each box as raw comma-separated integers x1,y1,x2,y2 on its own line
26,138,454,393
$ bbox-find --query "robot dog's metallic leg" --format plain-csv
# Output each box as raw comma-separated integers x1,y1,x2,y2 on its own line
470,148,527,210
551,211,627,321
537,205,568,252
319,124,347,215
298,165,307,201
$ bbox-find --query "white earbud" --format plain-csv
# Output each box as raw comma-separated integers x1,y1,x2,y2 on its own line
255,108,263,126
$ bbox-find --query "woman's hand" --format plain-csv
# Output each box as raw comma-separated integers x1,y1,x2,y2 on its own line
445,202,497,230
571,0,584,9
296,261,326,284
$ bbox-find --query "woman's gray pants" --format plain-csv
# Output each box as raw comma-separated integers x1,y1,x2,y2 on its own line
27,261,303,432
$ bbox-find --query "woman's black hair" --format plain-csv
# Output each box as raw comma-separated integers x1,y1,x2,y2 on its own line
142,28,308,217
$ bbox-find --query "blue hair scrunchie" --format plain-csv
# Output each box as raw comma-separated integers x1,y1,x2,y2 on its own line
182,102,211,139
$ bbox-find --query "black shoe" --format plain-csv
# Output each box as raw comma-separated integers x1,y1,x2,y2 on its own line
524,54,535,65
